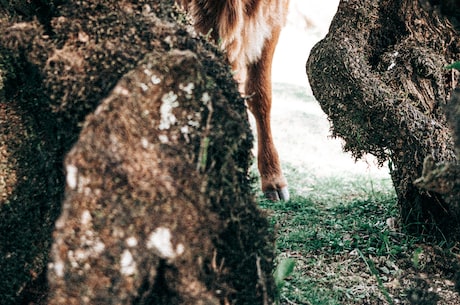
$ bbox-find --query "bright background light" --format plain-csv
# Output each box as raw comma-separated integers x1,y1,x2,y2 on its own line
253,0,391,196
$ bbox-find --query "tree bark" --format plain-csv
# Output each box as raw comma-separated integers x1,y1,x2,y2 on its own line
307,0,460,239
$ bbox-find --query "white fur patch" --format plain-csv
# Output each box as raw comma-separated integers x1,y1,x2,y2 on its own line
218,0,289,85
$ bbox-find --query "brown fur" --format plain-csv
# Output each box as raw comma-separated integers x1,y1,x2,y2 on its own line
179,0,290,200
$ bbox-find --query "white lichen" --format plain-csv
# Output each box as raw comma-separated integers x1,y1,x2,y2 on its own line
146,227,184,260
81,210,92,226
176,243,185,256
141,137,155,150
151,75,161,85
66,164,78,190
126,236,138,247
188,120,200,128
180,125,189,134
158,134,169,143
77,175,91,194
141,137,149,149
68,250,78,268
139,83,149,92
69,239,105,266
120,249,137,276
164,36,173,46
179,82,195,98
159,91,179,130
387,62,396,71
74,249,89,261
113,85,130,96
92,241,106,255
49,260,65,278
201,92,211,105
62,210,107,270
387,51,399,71
181,126,190,143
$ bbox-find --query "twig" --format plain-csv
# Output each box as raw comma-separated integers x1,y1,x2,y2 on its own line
256,255,269,305
196,99,213,173
282,295,303,305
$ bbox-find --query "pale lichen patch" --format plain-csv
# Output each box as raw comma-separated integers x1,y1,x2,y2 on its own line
143,68,152,76
187,113,201,128
126,236,138,247
91,241,106,255
387,51,399,71
176,243,185,256
180,125,189,134
159,91,179,130
120,249,137,276
201,92,211,105
146,227,184,260
141,137,149,149
77,175,91,194
141,137,155,150
49,260,65,278
66,164,78,190
81,210,92,226
139,83,149,92
188,119,200,128
179,82,195,98
113,85,130,96
158,134,169,143
151,74,161,85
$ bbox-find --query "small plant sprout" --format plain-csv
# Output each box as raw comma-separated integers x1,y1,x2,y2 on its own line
273,257,295,304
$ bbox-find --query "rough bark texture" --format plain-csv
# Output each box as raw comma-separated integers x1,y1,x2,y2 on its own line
414,87,460,227
0,1,275,304
306,0,460,239
446,88,460,156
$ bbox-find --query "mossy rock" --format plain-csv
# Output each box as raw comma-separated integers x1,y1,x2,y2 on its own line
1,0,276,303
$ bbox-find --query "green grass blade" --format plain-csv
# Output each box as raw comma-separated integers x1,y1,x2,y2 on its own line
445,61,460,70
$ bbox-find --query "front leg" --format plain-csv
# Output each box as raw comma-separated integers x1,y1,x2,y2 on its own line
245,25,289,201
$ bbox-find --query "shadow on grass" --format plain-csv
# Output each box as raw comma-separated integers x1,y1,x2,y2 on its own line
256,168,460,305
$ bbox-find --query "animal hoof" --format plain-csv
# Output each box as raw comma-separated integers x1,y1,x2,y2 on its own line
278,186,290,201
264,186,290,201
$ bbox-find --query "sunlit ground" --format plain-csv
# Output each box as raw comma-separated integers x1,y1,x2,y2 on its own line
263,0,391,197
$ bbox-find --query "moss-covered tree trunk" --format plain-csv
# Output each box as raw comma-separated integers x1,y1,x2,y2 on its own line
307,0,460,239
1,1,275,304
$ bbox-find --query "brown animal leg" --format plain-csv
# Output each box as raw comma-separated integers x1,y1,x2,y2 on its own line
245,25,289,201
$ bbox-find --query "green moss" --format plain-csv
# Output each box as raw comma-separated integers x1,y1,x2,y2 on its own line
1,0,274,303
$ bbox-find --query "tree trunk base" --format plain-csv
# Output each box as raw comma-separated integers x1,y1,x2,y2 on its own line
307,0,460,239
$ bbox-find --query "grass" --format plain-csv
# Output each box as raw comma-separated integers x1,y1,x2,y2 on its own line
255,168,460,305
259,171,397,304
258,64,460,304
